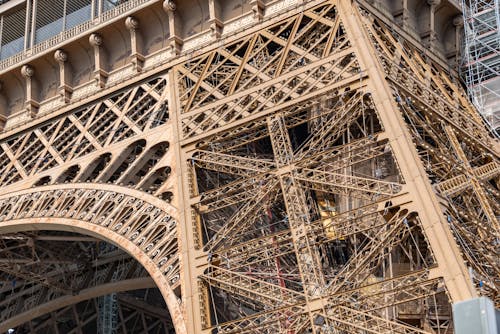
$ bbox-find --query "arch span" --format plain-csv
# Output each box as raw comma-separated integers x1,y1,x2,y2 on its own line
0,184,186,334
0,277,156,332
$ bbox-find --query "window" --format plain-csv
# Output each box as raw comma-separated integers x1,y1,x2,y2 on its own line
0,7,25,59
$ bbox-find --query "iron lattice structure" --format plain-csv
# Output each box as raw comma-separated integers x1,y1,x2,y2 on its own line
0,0,498,333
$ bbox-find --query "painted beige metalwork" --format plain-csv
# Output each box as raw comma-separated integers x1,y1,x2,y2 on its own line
0,0,498,333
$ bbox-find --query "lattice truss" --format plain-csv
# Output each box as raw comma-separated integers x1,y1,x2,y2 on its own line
0,76,170,191
0,0,498,333
179,1,500,333
0,233,151,320
12,288,175,334
0,75,181,330
360,9,500,303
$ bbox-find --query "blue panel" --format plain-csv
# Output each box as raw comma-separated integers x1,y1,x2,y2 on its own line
35,18,63,44
0,37,23,59
65,5,92,30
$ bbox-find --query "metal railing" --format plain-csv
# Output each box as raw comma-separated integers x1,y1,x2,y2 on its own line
0,0,154,72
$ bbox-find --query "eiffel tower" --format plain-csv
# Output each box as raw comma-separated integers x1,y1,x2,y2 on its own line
0,0,498,333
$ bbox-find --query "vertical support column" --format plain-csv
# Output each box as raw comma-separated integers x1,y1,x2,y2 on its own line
24,0,32,50
0,82,7,131
97,0,103,19
338,0,476,302
250,0,265,21
91,0,97,20
453,15,464,64
0,114,5,132
394,0,410,30
89,33,107,88
30,0,38,49
21,64,39,118
163,1,183,56
125,16,145,72
169,68,202,334
54,49,72,103
267,114,325,329
425,0,440,50
208,0,223,38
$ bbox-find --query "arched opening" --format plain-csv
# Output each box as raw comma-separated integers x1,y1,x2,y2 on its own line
139,166,172,194
105,139,147,183
33,176,52,187
55,165,81,183
79,152,112,182
7,282,174,334
158,191,174,203
120,141,169,188
0,226,178,333
0,217,185,334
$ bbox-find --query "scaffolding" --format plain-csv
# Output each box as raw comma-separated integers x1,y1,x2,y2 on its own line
97,244,118,334
461,0,500,133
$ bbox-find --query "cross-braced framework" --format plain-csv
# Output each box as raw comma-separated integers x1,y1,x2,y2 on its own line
179,1,498,332
0,74,187,333
0,0,498,333
11,287,175,334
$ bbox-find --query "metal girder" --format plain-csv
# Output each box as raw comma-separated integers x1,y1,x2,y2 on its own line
370,28,495,155
200,266,304,306
443,126,499,238
295,167,402,197
320,306,430,334
177,7,362,140
211,305,308,334
192,150,275,176
330,269,443,311
204,179,280,251
326,210,411,294
0,76,170,189
294,91,366,160
2,0,499,332
214,230,295,272
205,268,443,334
0,262,72,295
267,114,325,299
298,135,386,170
436,161,500,196
8,288,173,334
308,204,386,241
195,174,273,213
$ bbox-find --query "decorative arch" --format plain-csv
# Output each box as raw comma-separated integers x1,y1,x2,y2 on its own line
0,183,186,334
